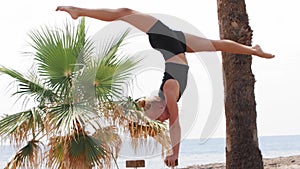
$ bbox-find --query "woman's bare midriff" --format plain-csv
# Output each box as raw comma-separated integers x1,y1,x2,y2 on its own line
165,53,188,65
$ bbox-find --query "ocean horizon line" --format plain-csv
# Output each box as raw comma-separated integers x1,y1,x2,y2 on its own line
1,134,300,146
184,134,300,140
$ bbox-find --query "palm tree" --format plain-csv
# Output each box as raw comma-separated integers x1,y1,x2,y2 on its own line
217,0,264,169
0,18,170,169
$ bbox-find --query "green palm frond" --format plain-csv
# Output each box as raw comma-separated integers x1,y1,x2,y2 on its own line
46,103,77,136
95,57,138,101
28,18,93,98
93,29,140,101
95,28,128,60
48,134,108,169
0,66,57,103
4,140,43,169
0,108,44,145
46,102,100,137
73,29,139,103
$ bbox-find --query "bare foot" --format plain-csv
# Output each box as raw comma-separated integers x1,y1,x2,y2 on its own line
253,45,275,59
56,6,80,19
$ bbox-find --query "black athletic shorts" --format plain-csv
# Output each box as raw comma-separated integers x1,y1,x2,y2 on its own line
147,20,187,61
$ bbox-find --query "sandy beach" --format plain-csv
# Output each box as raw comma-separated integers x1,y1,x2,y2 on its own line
179,155,300,169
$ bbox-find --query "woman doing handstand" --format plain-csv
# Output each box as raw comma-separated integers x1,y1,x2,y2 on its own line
56,6,274,168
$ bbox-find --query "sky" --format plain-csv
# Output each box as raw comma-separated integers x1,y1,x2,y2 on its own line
0,0,299,139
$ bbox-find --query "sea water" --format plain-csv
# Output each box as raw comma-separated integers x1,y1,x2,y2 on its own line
1,135,299,169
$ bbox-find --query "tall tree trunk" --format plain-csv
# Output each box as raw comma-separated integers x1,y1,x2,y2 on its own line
217,0,263,169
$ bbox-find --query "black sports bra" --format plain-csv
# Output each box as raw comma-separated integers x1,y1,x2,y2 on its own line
158,62,189,102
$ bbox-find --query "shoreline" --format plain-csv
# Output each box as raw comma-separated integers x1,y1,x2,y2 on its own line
179,155,300,169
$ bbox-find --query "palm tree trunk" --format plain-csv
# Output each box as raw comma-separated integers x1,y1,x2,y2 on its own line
217,0,263,168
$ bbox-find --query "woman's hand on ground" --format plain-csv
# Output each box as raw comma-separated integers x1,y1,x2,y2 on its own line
164,154,178,167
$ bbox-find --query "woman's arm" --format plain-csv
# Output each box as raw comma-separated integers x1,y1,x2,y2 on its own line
163,80,181,167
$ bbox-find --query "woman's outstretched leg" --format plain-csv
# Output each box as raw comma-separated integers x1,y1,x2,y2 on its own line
56,6,157,33
184,33,275,59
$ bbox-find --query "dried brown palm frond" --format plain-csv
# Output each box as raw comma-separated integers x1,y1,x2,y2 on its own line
98,98,172,156
93,126,122,165
0,108,44,147
127,120,171,156
47,131,111,169
4,140,43,169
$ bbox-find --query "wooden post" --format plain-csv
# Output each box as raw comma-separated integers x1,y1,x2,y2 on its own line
126,159,178,168
126,160,145,169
